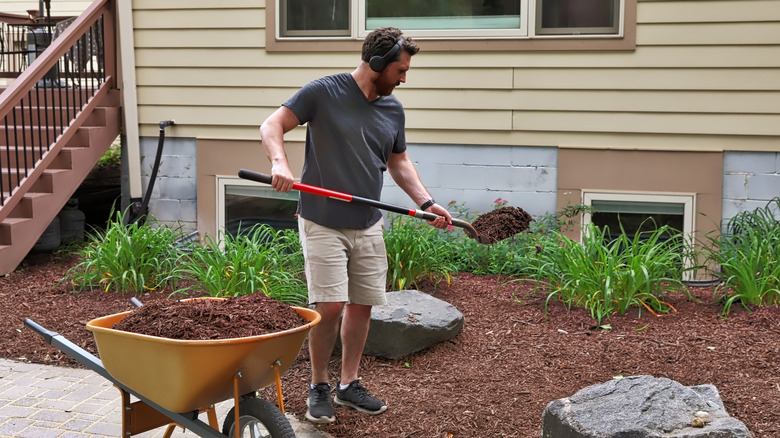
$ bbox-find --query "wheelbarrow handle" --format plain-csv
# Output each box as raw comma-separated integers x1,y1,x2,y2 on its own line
237,169,481,240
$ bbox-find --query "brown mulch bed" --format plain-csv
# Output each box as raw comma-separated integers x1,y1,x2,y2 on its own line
2,251,779,437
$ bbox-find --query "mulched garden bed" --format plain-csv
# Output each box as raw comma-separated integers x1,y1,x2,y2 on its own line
2,251,778,437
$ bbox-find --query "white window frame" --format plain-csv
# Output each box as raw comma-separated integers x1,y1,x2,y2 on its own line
216,175,298,244
582,190,696,281
276,0,624,40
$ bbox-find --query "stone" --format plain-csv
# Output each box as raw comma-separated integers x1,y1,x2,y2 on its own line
541,375,753,438
363,290,463,360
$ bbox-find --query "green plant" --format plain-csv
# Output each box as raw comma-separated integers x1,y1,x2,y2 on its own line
384,214,458,290
66,209,187,295
536,221,688,324
178,225,307,305
704,198,780,315
96,140,121,167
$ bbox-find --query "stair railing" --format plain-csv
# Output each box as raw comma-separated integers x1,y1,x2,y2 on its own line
0,0,115,219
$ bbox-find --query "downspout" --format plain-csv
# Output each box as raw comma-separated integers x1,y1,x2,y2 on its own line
116,0,142,205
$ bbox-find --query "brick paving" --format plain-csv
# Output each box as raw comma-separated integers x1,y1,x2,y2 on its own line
0,359,332,438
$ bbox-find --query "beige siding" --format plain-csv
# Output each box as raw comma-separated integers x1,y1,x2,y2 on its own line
128,0,779,153
0,1,91,16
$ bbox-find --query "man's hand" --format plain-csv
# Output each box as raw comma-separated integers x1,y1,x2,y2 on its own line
270,163,295,192
425,203,452,229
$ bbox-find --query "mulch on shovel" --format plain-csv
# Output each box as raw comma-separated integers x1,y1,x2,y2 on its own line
113,293,305,340
471,206,533,244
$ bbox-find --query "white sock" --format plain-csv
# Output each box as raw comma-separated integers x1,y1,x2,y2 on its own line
339,382,350,391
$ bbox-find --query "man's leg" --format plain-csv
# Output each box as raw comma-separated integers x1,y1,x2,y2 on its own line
332,221,388,415
299,217,350,423
309,301,345,385
305,302,344,424
339,303,372,384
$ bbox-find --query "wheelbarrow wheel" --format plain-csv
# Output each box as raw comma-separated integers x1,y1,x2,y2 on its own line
222,397,295,438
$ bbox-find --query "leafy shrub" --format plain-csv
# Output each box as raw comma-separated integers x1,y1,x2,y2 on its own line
178,225,307,305
384,214,458,290
534,222,688,324
705,198,780,314
96,140,121,167
67,209,187,295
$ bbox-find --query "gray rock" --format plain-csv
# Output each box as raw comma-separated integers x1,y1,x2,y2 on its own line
363,290,463,360
541,375,753,438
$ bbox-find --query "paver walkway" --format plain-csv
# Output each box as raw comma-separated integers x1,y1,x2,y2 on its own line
0,358,332,438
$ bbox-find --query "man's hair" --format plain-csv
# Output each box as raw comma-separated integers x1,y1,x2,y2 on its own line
361,27,419,64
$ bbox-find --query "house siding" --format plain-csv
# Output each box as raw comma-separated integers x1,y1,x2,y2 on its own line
132,0,780,234
723,151,780,225
3,0,777,234
0,2,92,16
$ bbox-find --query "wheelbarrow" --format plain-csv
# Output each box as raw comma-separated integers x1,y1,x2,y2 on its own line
24,297,320,438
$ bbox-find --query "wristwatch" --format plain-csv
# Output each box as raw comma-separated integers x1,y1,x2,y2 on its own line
419,199,436,211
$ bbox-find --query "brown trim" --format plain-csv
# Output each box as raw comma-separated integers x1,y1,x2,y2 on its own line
265,0,636,52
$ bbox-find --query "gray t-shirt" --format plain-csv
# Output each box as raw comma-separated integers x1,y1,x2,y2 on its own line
283,73,407,229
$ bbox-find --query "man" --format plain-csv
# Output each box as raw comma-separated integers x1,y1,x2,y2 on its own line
259,26,452,424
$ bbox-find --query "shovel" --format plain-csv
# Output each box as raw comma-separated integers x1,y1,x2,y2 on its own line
238,169,485,243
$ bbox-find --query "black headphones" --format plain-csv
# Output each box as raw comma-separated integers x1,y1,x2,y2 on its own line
369,38,405,72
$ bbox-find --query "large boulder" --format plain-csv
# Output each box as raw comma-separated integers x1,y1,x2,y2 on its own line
363,290,463,360
542,375,753,438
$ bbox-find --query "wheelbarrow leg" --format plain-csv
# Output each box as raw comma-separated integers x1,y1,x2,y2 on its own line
162,406,219,438
119,388,221,437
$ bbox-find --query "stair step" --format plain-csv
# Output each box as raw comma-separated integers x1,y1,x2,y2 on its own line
6,106,111,127
0,143,94,172
16,88,98,107
0,217,26,245
0,125,63,147
0,109,115,148
0,168,70,193
3,192,48,219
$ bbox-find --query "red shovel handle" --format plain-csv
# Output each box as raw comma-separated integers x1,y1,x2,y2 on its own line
238,169,418,217
237,169,482,241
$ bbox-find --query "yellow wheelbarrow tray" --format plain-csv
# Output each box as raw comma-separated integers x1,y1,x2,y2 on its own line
25,298,320,438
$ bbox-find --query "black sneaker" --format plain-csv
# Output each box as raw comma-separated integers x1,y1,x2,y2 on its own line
306,383,335,424
334,380,387,415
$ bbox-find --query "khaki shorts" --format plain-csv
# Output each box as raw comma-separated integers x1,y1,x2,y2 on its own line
298,216,388,306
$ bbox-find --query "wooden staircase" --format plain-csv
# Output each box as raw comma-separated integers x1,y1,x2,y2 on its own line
0,0,119,275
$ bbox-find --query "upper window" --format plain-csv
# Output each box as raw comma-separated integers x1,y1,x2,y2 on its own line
278,0,623,40
536,0,620,35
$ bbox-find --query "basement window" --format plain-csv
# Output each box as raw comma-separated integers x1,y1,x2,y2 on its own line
582,191,696,279
217,177,298,238
583,191,695,240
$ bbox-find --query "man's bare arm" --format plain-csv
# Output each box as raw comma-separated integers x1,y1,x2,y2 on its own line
259,106,301,192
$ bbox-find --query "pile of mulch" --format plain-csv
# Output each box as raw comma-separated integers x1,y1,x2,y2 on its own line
471,205,534,243
113,293,305,340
